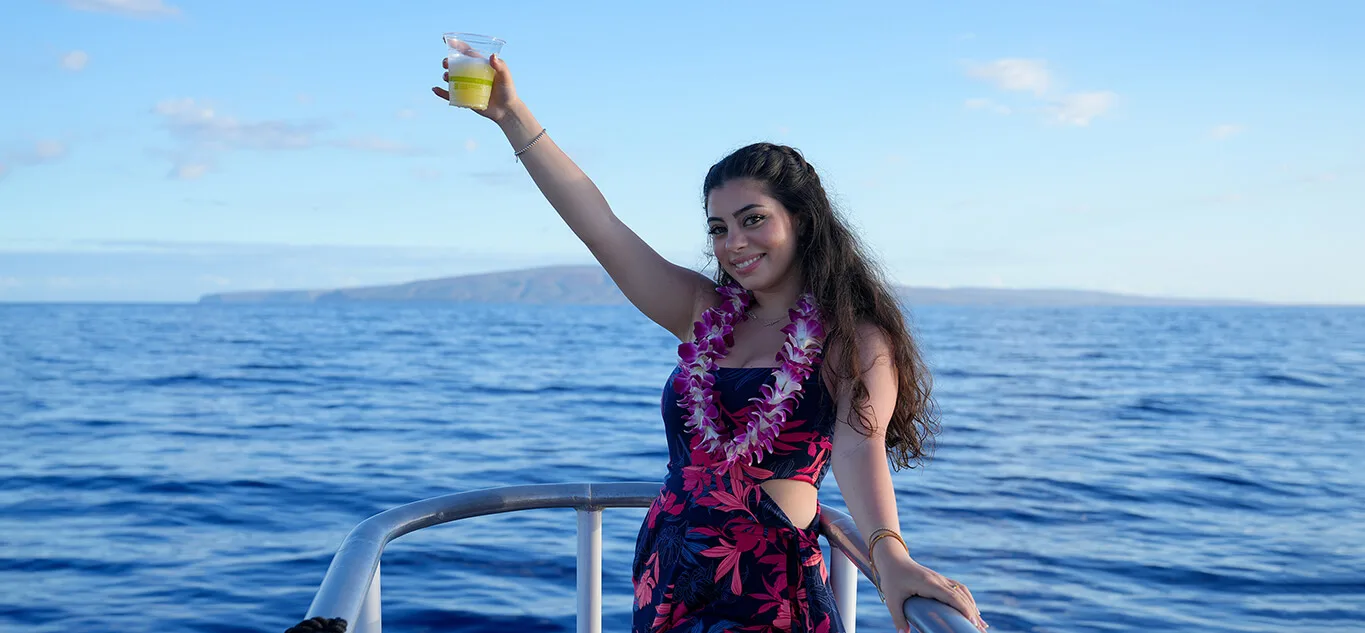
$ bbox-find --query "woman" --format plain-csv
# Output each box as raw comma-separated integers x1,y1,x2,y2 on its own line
433,54,988,633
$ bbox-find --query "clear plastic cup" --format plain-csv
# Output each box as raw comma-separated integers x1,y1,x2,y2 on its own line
444,32,505,110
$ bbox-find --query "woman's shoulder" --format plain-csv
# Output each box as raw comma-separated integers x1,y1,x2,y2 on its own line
824,319,893,365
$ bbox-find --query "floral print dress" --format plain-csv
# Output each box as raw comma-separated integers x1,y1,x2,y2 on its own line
632,361,844,633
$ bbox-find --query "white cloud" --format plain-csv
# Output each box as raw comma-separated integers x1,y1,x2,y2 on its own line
0,140,69,179
153,98,318,177
335,136,423,155
1047,91,1117,127
61,50,89,71
296,93,314,105
172,162,210,180
33,140,68,160
155,98,320,150
151,98,426,177
966,59,1052,95
964,98,1012,115
412,167,442,181
1210,124,1245,140
468,170,529,189
965,58,1116,127
464,139,478,152
55,0,180,17
1301,172,1338,184
396,109,417,120
1198,192,1245,204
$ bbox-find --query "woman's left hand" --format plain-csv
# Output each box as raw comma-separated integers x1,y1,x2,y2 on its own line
876,554,988,633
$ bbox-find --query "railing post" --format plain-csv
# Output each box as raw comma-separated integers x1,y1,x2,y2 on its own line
354,560,382,633
829,546,857,633
576,508,602,633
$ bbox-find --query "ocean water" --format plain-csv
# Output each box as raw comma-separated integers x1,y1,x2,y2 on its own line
1,302,1362,633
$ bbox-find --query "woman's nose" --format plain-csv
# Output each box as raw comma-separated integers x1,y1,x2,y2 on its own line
726,233,748,251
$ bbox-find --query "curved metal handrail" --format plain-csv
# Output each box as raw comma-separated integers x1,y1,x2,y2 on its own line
301,482,977,633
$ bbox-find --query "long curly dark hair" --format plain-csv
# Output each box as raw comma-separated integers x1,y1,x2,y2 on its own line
702,142,940,468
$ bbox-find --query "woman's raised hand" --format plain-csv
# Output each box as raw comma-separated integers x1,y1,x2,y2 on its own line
431,53,521,124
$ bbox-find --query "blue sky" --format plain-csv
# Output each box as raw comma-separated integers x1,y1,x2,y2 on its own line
1,0,1361,303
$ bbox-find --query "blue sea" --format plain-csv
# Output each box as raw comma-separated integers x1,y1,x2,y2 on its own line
1,303,1362,633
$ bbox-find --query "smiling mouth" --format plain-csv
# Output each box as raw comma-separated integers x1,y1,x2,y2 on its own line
731,254,763,274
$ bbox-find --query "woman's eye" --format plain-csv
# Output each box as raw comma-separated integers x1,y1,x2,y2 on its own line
743,214,764,227
707,224,726,235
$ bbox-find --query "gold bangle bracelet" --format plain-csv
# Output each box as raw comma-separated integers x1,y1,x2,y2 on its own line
866,528,909,603
867,528,907,557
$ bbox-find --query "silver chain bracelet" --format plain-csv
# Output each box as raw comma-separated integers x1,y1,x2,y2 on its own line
514,128,547,163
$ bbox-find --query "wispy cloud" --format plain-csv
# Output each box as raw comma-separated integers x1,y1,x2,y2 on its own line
966,58,1052,96
334,136,424,155
1198,192,1246,205
0,240,574,301
396,109,417,120
152,98,423,178
412,167,442,182
54,0,181,17
964,98,1012,115
153,98,318,178
60,50,89,71
32,141,65,160
1300,172,1338,184
1210,123,1245,140
0,140,70,181
1047,91,1118,127
464,139,478,152
172,162,211,180
964,58,1116,127
468,170,530,189
155,98,321,150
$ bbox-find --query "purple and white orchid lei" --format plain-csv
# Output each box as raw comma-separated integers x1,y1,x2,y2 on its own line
671,284,826,465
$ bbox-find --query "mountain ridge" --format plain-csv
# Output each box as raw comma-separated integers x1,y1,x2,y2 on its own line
197,265,1267,306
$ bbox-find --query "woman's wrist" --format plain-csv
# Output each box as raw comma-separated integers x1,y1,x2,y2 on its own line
495,100,533,135
870,533,913,567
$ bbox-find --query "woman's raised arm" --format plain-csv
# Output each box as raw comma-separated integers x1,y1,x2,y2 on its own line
435,55,712,340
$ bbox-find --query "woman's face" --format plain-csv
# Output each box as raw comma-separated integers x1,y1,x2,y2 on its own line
706,178,802,292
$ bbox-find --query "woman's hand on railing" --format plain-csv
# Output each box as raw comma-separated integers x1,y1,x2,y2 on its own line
877,555,988,633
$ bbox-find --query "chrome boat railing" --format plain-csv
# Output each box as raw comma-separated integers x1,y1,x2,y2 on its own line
300,482,977,633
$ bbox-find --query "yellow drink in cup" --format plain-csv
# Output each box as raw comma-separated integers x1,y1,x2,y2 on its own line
447,56,497,109
444,32,505,110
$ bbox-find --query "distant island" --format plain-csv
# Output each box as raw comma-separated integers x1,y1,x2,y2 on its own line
198,265,1263,307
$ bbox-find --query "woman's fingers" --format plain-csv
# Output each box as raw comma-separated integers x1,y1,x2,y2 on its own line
888,606,910,633
948,580,986,629
491,55,511,82
938,581,985,632
960,584,989,630
431,86,450,101
446,38,479,57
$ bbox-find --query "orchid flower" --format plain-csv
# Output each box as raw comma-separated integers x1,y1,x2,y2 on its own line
673,284,826,466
